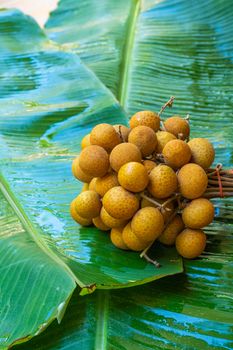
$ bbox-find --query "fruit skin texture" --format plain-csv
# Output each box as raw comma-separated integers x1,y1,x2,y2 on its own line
122,222,148,251
142,160,157,174
148,165,178,199
128,125,157,157
113,124,130,142
95,173,119,197
131,207,164,243
72,156,93,183
74,190,101,219
129,111,160,132
162,139,191,169
176,228,206,259
178,163,208,199
70,200,92,226
103,186,139,220
110,143,141,172
164,116,190,140
159,215,184,246
182,198,214,229
141,198,174,223
110,227,129,250
156,131,176,153
89,177,97,191
81,183,89,192
79,145,109,177
100,207,128,228
90,123,121,152
93,216,110,231
81,133,91,149
188,138,215,169
118,162,149,192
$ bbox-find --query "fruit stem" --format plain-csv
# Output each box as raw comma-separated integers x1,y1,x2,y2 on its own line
158,96,175,117
142,253,161,268
140,192,163,208
161,193,180,210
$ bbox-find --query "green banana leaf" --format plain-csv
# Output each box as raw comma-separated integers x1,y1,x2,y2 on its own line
0,9,182,348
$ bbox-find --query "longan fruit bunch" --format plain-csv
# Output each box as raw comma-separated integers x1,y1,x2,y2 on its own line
70,97,217,265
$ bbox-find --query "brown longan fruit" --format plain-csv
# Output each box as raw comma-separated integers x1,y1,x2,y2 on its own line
89,177,97,191
93,215,110,231
122,222,148,251
110,143,141,172
188,138,215,169
103,186,139,220
131,207,164,243
129,111,160,132
110,227,129,250
81,134,91,149
100,207,128,228
95,173,119,197
177,163,208,199
176,228,207,259
156,131,176,153
162,139,191,169
90,123,121,152
158,215,185,246
148,165,178,199
118,162,149,192
74,190,101,219
128,125,157,157
141,198,174,223
142,160,157,174
72,156,93,183
113,124,130,142
79,145,109,177
70,200,92,226
182,198,214,229
164,116,190,140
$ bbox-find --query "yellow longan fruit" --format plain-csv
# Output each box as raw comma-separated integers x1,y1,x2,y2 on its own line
128,125,157,157
129,111,160,132
141,198,174,223
81,133,91,149
74,190,101,219
162,139,191,169
176,228,207,259
177,163,208,199
103,186,139,220
142,160,157,174
158,215,185,246
110,227,129,250
118,162,149,192
188,138,215,169
156,131,176,153
79,145,109,177
148,165,178,199
90,123,121,152
93,215,110,231
81,183,89,192
122,222,148,251
131,207,164,242
113,124,130,142
95,173,119,197
182,198,214,229
100,207,128,228
89,177,97,191
110,143,141,172
70,200,92,226
72,156,93,183
164,115,190,140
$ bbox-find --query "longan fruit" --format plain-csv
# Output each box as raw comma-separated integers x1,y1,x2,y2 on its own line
72,156,93,183
81,133,91,149
74,190,101,219
141,198,174,223
89,177,97,191
81,183,89,192
162,139,191,169
122,222,148,251
113,124,130,142
156,131,176,153
79,145,109,177
182,198,214,229
129,111,160,132
90,123,121,152
128,126,157,157
93,215,110,231
118,162,149,192
148,165,178,199
70,200,92,226
103,186,139,220
131,207,164,242
176,228,206,259
100,207,128,228
110,227,129,250
177,163,208,199
164,116,190,140
158,215,184,246
142,160,157,174
95,173,119,197
110,143,141,172
188,138,215,169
